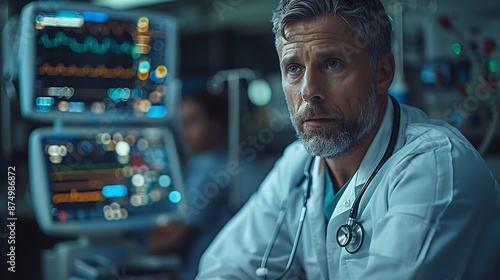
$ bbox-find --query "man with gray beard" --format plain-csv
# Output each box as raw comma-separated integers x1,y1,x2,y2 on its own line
197,0,500,279
291,82,378,159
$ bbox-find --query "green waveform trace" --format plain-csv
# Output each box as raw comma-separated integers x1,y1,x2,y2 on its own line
38,31,133,56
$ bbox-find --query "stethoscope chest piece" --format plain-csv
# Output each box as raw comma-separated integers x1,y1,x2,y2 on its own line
336,221,364,254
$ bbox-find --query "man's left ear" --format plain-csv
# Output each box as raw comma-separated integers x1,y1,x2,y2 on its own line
376,53,395,95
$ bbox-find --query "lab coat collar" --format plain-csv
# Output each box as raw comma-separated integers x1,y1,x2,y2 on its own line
306,155,330,278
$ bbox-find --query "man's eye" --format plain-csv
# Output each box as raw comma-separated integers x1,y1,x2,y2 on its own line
326,59,343,69
287,65,301,74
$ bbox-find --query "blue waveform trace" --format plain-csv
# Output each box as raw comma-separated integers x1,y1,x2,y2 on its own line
38,31,133,56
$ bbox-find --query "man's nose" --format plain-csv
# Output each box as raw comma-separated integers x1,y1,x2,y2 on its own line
301,68,327,103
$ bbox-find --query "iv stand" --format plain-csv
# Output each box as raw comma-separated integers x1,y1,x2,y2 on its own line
207,68,256,214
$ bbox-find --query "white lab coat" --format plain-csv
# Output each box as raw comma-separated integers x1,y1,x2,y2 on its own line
197,100,500,279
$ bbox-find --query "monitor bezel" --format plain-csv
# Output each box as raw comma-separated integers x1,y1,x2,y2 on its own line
18,1,179,124
29,126,185,237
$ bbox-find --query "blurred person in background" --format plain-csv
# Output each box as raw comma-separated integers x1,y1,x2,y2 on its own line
147,89,230,280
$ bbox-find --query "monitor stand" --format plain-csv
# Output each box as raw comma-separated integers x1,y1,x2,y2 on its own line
41,235,181,280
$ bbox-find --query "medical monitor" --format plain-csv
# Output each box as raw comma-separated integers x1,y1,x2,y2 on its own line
29,127,184,237
18,1,178,123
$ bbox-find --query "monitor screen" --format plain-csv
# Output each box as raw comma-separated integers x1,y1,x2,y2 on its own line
18,2,178,123
29,127,184,236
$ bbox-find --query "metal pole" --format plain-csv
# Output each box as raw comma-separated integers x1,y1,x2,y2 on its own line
208,68,255,214
226,72,240,214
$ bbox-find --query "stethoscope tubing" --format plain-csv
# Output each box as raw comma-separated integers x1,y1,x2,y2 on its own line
257,155,313,279
348,95,401,223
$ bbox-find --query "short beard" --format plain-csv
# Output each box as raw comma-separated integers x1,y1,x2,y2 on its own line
290,87,379,158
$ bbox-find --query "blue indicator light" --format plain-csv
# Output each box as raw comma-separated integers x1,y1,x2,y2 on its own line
36,105,51,113
449,111,463,127
168,191,182,204
107,88,131,101
147,105,167,118
80,140,93,153
149,70,163,83
138,61,151,74
68,102,85,112
132,88,143,99
420,70,434,84
36,97,54,113
36,97,55,106
82,11,109,23
159,175,172,188
102,185,128,198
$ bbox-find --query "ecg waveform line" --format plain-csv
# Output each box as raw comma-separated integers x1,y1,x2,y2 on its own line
39,32,133,55
37,62,136,79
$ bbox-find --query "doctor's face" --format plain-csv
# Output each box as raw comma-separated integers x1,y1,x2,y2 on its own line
278,15,380,158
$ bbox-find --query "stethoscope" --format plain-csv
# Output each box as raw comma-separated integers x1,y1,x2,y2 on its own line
256,96,401,279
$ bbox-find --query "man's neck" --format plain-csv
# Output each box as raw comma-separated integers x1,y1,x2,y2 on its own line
324,96,388,192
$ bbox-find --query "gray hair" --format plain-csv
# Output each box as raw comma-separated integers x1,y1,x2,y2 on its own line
271,0,392,70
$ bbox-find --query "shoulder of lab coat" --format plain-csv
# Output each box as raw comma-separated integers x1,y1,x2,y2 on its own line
196,140,310,279
355,104,500,279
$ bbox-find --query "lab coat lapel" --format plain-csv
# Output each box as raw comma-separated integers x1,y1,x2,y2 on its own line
303,156,329,278
314,158,356,279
